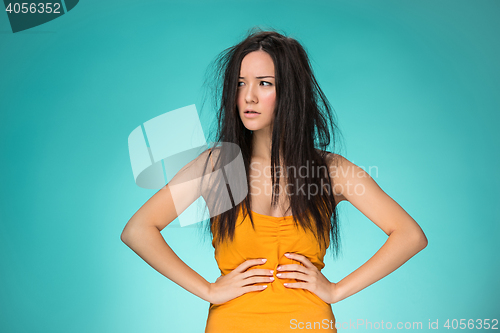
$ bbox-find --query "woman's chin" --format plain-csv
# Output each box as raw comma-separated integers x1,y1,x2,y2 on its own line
244,125,259,131
240,118,272,133
243,124,267,132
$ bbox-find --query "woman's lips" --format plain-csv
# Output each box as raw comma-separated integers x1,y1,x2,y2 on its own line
244,111,260,118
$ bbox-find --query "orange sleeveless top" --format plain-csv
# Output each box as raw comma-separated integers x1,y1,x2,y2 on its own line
204,150,337,333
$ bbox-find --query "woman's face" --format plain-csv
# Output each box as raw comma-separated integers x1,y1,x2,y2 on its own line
237,50,276,133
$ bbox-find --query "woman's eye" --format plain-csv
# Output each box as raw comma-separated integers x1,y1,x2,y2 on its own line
237,81,272,87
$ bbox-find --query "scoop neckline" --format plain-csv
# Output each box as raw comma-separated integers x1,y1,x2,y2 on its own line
250,210,294,219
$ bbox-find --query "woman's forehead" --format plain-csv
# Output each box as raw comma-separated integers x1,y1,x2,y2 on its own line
239,51,275,76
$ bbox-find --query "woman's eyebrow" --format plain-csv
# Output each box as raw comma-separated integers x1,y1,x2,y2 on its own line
238,76,275,79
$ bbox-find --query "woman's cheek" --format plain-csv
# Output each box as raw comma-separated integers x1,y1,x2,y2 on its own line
261,91,276,109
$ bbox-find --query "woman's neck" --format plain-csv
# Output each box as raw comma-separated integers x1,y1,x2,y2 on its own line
251,126,284,163
251,127,272,161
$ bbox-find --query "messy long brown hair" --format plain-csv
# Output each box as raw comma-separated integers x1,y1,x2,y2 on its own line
200,27,345,258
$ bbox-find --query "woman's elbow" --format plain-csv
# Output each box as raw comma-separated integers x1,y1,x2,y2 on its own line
121,228,131,245
121,223,137,245
413,229,428,251
420,233,428,249
397,225,428,252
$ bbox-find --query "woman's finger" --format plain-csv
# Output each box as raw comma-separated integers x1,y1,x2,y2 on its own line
242,284,268,294
284,252,316,269
241,268,274,279
283,282,309,290
233,258,267,273
239,276,274,287
276,272,311,282
277,263,307,274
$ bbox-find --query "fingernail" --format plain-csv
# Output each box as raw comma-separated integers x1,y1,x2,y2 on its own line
270,270,274,274
277,266,281,270
262,259,267,262
270,277,274,281
276,273,281,277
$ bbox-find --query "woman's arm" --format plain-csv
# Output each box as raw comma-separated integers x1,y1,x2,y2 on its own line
121,150,214,302
329,154,428,303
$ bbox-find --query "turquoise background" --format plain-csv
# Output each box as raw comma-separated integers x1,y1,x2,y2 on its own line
1,0,499,332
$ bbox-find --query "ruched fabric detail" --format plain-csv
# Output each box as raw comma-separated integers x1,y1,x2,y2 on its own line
205,206,337,332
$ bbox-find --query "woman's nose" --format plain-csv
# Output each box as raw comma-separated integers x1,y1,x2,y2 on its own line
245,85,257,103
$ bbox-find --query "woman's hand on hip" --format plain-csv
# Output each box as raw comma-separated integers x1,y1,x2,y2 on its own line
207,258,274,305
277,252,339,304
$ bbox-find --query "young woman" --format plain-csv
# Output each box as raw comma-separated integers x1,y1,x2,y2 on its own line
121,28,428,333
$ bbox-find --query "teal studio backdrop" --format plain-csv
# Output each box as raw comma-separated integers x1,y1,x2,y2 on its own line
1,0,498,332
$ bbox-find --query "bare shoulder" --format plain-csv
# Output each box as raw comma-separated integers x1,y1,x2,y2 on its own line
314,150,427,242
168,148,212,185
207,145,222,161
322,151,365,176
319,151,372,204
121,146,224,237
315,149,351,173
